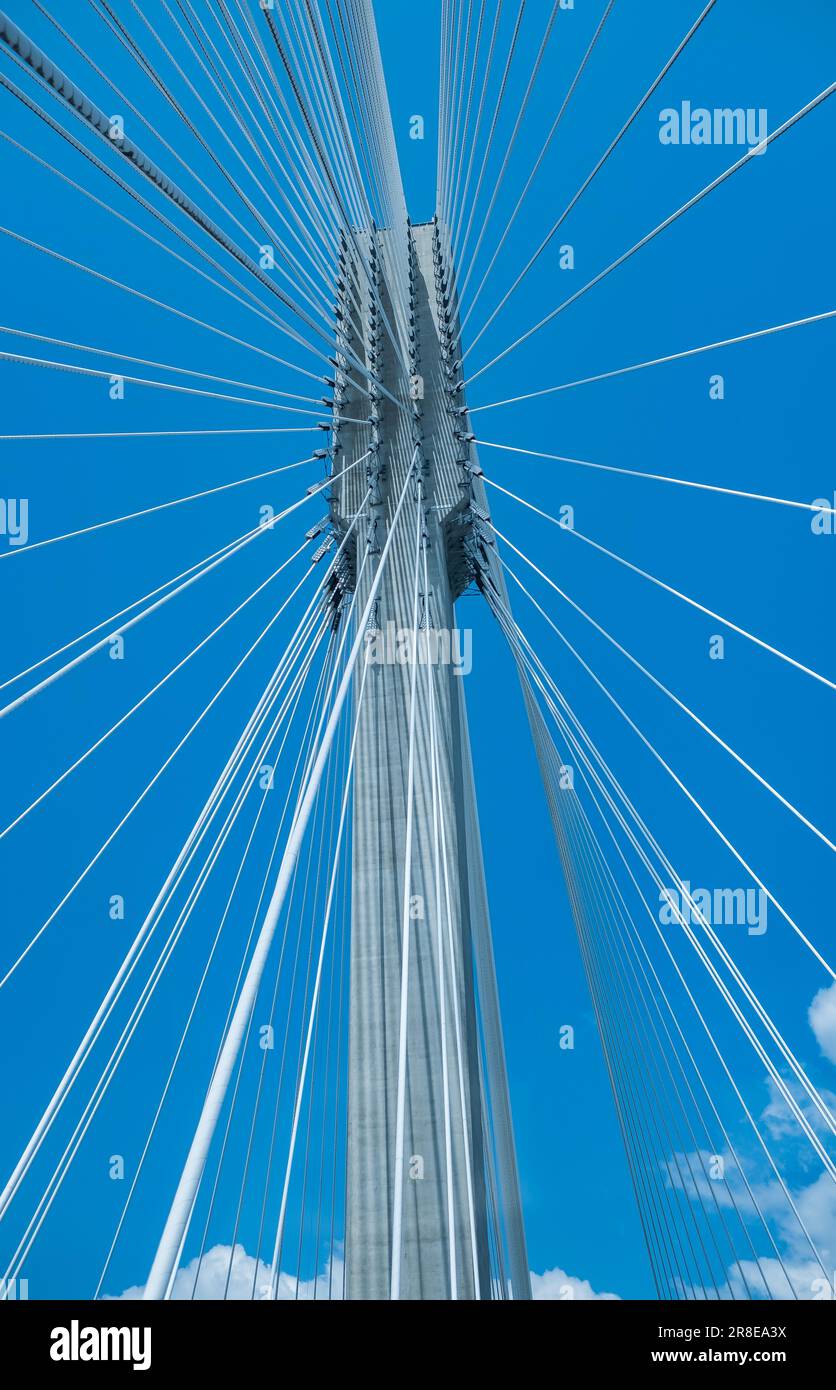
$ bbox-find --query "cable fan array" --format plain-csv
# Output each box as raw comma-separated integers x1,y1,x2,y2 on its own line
0,0,833,1302
437,0,836,1300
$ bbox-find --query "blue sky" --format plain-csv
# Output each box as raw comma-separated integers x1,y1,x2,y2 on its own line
0,0,835,1300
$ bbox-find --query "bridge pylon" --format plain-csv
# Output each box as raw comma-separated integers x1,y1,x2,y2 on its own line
331,220,530,1300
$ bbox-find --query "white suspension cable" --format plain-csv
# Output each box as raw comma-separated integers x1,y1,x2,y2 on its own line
459,0,616,336
466,83,836,384
267,645,371,1295
459,0,718,353
0,456,320,562
389,483,425,1301
142,451,417,1301
484,475,836,691
488,588,836,1151
0,458,362,714
476,439,836,516
470,310,836,411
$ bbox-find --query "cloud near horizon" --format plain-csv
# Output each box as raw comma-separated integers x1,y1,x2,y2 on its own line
809,981,836,1066
116,1244,619,1301
115,1245,345,1301
530,1266,620,1300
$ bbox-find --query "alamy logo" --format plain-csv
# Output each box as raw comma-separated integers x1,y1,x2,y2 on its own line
659,881,767,936
364,621,472,676
659,102,767,153
810,494,836,535
50,1321,151,1372
0,497,28,547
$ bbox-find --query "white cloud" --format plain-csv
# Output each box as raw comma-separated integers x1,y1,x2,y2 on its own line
667,1139,836,1300
761,1074,836,1144
662,1148,739,1209
774,1170,836,1270
118,1247,620,1302
809,981,836,1065
726,1257,826,1300
530,1265,619,1301
116,1245,344,1301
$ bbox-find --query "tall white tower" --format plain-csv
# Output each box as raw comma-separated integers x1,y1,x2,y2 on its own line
332,220,530,1300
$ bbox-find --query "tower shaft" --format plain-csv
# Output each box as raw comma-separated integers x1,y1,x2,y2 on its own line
332,223,529,1300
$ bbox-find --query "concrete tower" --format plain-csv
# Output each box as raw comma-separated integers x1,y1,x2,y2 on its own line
330,221,530,1300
